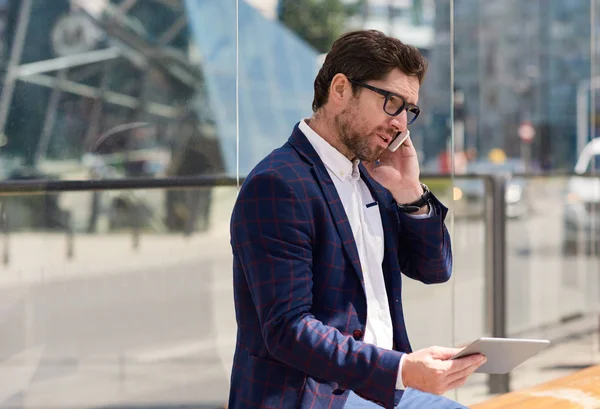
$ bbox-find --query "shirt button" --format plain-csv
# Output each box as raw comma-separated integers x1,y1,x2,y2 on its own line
352,329,364,340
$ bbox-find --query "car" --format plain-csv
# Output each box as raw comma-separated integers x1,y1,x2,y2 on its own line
453,158,530,219
562,138,600,255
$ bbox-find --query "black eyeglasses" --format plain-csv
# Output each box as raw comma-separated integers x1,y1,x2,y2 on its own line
349,80,421,125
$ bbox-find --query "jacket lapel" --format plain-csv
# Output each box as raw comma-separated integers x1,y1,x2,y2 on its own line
288,124,365,290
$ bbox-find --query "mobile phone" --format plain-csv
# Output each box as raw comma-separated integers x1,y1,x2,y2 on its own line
387,130,410,152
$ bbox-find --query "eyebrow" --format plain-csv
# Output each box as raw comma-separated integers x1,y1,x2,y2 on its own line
379,85,416,106
389,90,417,106
396,93,417,106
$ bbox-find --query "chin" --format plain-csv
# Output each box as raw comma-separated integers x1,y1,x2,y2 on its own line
359,152,381,163
369,147,385,161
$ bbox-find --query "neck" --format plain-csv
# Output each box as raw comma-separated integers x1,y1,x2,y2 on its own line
306,111,354,160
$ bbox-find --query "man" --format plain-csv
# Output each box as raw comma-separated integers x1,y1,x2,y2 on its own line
228,30,486,409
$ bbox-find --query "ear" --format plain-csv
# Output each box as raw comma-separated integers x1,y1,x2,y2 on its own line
329,74,352,106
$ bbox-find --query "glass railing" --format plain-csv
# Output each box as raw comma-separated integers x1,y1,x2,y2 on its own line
450,173,600,405
0,174,597,408
0,182,237,409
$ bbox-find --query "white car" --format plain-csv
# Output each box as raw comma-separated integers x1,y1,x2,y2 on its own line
563,138,600,255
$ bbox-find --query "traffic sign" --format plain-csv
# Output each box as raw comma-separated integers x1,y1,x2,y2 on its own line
518,122,535,143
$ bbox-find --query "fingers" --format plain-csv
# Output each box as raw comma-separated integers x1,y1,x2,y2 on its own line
445,357,484,391
446,375,469,391
446,357,483,385
447,353,486,375
430,355,484,394
404,347,486,395
401,134,414,148
430,346,464,359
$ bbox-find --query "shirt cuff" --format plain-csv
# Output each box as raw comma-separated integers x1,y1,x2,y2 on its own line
404,202,433,219
396,354,406,390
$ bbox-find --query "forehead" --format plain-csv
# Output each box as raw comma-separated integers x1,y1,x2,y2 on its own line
370,69,420,105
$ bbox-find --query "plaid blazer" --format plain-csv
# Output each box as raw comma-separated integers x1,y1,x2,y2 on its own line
228,124,452,409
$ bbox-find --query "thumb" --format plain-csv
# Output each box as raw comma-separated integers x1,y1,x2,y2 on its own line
429,346,463,360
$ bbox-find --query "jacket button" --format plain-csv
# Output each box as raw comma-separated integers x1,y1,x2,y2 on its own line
352,329,363,340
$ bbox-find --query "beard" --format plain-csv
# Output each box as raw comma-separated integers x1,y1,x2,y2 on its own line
335,100,385,162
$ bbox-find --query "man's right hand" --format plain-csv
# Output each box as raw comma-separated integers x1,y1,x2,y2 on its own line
401,346,486,395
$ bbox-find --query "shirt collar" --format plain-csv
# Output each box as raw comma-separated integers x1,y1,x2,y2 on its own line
299,118,360,182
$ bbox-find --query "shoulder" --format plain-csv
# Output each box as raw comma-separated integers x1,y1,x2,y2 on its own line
240,143,314,197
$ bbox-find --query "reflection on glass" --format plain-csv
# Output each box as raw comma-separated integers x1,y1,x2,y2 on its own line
0,187,237,407
235,0,318,174
0,0,228,183
452,0,600,405
563,139,600,256
451,0,595,172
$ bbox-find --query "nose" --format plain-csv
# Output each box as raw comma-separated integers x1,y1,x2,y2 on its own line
388,110,407,132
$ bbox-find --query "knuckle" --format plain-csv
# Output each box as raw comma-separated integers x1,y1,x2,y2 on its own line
434,368,446,379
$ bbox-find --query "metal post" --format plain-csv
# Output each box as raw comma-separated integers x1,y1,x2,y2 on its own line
183,190,195,237
65,211,74,259
484,174,509,394
132,202,141,251
1,200,8,266
0,0,33,136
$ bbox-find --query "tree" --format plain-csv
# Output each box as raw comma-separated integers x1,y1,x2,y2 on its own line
278,0,367,54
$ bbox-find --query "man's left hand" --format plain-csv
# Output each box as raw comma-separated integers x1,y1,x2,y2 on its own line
364,134,427,211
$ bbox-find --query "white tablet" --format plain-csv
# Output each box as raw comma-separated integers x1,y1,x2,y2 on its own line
450,337,550,374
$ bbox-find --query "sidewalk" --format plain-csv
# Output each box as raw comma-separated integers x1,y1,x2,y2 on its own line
0,185,238,288
0,226,232,289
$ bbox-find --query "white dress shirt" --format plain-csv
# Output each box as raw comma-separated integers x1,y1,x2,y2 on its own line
300,119,431,390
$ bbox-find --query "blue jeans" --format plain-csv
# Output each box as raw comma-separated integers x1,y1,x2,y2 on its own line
344,389,469,409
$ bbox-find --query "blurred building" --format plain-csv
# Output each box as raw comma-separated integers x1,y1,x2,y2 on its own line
429,0,596,170
246,0,279,19
345,0,436,50
0,0,318,232
0,0,318,181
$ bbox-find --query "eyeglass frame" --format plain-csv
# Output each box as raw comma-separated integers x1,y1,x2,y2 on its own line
348,79,421,125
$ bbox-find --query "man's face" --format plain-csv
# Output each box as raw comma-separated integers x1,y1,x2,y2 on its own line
334,68,420,162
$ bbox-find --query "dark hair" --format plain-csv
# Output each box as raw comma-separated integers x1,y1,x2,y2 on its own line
312,30,428,112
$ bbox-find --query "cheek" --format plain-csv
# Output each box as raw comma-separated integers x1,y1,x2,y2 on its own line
363,99,389,129
351,101,375,128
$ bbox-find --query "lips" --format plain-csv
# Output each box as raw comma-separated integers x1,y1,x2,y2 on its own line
377,133,390,143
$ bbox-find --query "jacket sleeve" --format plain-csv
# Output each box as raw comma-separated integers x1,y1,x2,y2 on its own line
231,170,402,409
396,193,453,284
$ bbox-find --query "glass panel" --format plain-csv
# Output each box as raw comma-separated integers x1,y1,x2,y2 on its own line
0,0,231,181
0,186,237,408
237,0,317,174
449,174,487,345
505,176,600,391
451,0,600,405
0,0,240,407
